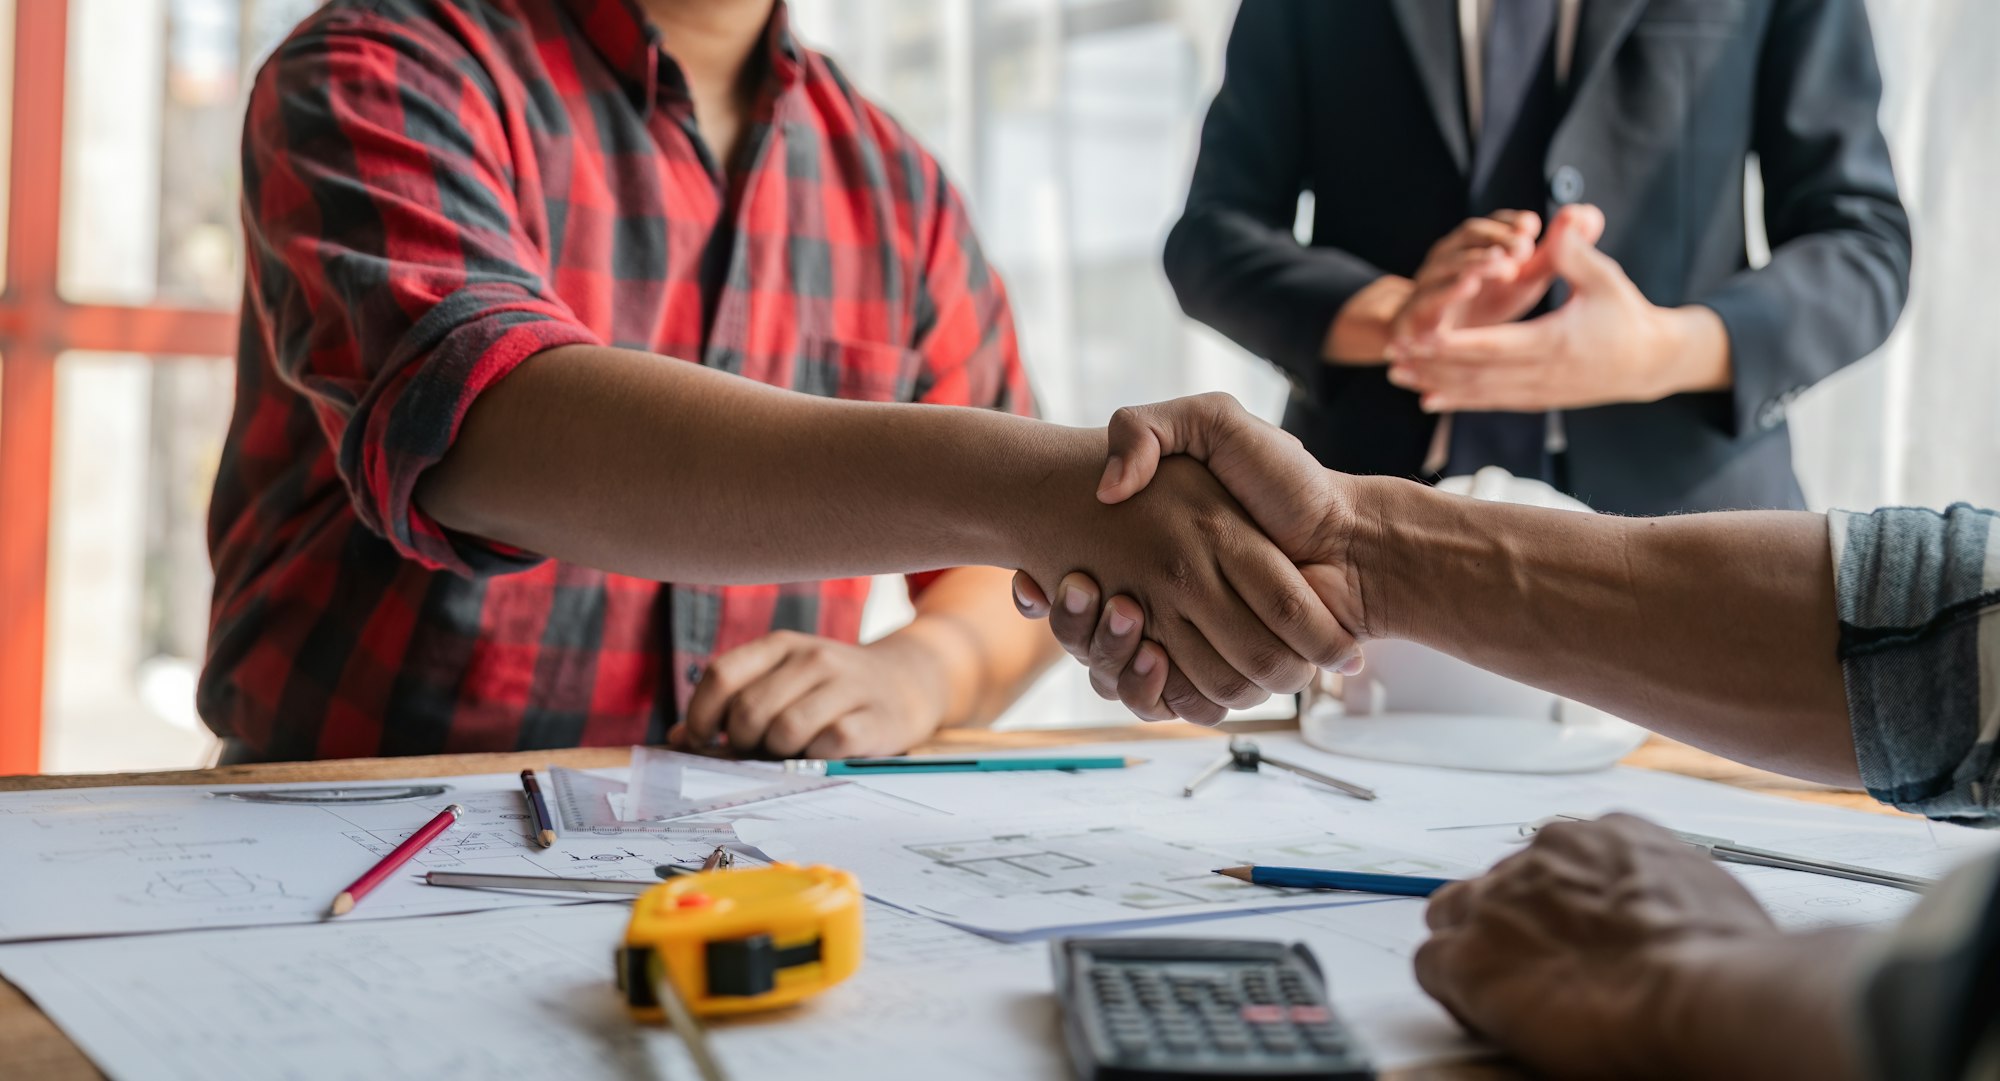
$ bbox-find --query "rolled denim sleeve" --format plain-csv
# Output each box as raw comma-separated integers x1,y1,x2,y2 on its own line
1830,504,2000,822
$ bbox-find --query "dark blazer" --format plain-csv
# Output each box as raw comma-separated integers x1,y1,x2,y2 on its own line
1163,0,1911,514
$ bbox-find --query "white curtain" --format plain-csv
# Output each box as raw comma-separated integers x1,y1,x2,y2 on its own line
797,0,2000,728
1791,0,2000,512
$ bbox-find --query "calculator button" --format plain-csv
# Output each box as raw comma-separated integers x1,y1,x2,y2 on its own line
1240,1004,1285,1024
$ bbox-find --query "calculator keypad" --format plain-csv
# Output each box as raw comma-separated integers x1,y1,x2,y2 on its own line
1086,958,1367,1074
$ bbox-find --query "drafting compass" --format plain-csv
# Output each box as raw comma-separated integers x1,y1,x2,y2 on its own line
1182,737,1376,801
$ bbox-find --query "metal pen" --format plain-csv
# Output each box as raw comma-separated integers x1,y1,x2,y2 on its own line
423,871,656,896
1527,816,1935,893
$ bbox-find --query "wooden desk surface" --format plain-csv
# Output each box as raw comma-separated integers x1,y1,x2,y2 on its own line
0,727,1887,1080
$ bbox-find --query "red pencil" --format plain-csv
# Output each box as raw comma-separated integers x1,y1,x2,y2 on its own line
329,803,463,917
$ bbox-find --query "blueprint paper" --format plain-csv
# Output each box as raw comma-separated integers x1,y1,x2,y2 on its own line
737,794,1477,937
0,775,740,942
7,735,1998,1079
0,901,1066,1081
771,733,2000,937
0,892,1471,1078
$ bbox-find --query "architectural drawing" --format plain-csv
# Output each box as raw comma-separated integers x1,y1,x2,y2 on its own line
39,835,258,864
897,821,1457,918
132,868,297,906
0,773,735,941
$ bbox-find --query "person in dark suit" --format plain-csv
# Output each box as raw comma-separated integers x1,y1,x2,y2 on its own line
1163,0,1912,514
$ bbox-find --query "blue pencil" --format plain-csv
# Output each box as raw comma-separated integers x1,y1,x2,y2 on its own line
1213,864,1454,897
519,769,556,848
782,755,1145,776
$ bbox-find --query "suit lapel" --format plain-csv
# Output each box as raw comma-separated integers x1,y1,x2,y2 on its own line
1567,0,1650,102
1389,0,1470,173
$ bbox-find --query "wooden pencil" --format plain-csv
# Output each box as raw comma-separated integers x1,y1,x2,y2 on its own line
329,803,462,917
519,769,557,847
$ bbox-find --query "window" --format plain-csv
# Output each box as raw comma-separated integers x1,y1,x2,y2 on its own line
1,0,316,774
6,0,1991,770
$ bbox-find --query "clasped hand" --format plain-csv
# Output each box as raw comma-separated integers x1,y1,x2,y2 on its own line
1383,203,1719,412
1004,431,1366,726
1014,394,1371,723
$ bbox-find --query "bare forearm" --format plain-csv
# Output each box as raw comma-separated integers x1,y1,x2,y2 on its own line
1354,476,1857,784
419,345,1081,584
878,566,1062,731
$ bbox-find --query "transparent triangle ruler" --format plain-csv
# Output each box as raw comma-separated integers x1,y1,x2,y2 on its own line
626,746,846,822
546,767,734,839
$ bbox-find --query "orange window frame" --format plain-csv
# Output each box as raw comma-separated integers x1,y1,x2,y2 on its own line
0,0,239,774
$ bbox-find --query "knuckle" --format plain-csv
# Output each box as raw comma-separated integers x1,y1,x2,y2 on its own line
1190,510,1234,546
1161,683,1211,724
1156,557,1203,602
797,637,833,659
1410,936,1456,1000
1088,621,1137,665
708,655,746,687
1194,391,1237,416
763,720,804,756
1241,638,1303,689
1209,673,1262,710
1050,616,1096,656
828,718,867,753
1268,582,1323,638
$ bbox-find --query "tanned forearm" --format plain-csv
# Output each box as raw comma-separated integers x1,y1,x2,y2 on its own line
419,344,1084,584
1352,476,1857,784
877,566,1063,731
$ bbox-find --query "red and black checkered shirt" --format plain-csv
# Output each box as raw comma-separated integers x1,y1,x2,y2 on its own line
202,0,1034,760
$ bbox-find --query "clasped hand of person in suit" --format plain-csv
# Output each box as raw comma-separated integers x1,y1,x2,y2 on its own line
1376,204,1733,411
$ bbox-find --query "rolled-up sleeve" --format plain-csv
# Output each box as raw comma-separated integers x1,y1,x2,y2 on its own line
241,12,600,576
1830,504,2000,822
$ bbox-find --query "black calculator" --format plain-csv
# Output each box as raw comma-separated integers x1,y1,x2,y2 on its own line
1051,937,1375,1080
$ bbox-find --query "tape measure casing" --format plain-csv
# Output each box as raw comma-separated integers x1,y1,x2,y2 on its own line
618,863,862,1018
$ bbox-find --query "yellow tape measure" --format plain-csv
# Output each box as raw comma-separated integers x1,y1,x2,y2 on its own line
616,863,863,1020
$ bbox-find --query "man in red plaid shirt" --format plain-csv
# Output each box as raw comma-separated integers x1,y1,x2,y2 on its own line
206,0,1355,762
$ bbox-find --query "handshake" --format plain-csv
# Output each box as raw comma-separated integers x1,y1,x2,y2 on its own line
1002,393,1378,726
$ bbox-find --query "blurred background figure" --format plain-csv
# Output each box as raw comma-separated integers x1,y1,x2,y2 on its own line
3,0,1997,774
1163,0,1911,516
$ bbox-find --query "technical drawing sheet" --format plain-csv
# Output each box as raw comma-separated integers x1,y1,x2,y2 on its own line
0,891,1499,1077
0,901,1066,1081
737,793,1477,938
0,775,743,942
